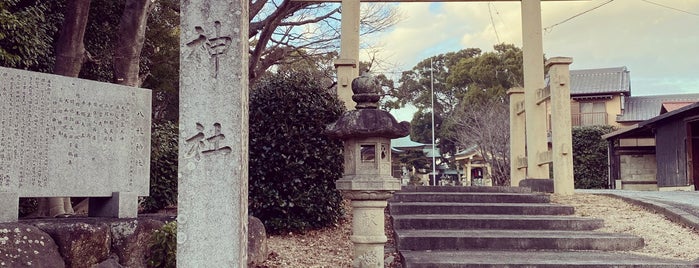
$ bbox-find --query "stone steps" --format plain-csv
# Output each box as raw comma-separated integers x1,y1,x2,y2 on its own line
392,214,604,230
389,186,695,267
391,192,550,203
400,185,532,193
400,250,697,268
389,202,575,216
395,229,644,251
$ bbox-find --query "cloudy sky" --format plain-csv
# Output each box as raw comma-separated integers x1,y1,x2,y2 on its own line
361,0,698,121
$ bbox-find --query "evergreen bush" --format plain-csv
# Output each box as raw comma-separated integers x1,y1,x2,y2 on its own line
572,125,615,189
18,198,38,217
249,70,345,234
147,221,177,268
141,121,178,213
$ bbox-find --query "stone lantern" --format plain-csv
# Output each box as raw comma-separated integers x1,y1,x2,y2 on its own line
326,72,410,268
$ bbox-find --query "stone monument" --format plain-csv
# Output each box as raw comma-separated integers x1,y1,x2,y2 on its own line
326,72,409,267
177,0,249,266
0,66,151,222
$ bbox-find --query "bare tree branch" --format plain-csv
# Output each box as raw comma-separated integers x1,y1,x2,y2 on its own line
248,1,401,84
278,7,339,27
449,97,510,186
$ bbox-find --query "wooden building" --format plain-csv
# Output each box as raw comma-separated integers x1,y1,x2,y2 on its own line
603,102,699,191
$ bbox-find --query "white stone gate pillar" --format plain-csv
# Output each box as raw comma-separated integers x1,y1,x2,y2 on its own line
336,0,361,110
508,87,527,186
521,0,549,179
548,57,574,195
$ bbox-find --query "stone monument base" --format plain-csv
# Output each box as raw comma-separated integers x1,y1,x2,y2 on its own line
1,216,173,267
519,178,554,193
1,215,270,267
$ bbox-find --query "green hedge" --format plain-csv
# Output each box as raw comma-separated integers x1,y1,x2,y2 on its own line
141,121,178,213
147,221,177,268
572,125,615,189
248,70,345,234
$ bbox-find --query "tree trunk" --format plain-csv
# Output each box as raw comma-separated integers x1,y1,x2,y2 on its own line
36,0,92,217
54,0,91,77
113,0,152,87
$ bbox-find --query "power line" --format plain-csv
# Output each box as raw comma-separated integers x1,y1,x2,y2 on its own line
488,3,501,44
544,0,614,33
492,3,506,26
641,0,699,16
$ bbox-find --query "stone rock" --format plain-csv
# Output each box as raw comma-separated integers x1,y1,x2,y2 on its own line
109,218,166,268
91,256,123,268
0,223,65,268
519,178,554,193
32,220,111,268
384,255,395,265
247,216,268,267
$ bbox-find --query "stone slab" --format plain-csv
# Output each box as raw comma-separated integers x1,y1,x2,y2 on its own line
0,66,151,198
391,192,550,203
392,214,604,231
388,202,575,216
395,229,644,251
401,250,695,267
0,67,151,222
399,185,532,193
0,192,19,222
519,178,554,193
88,192,139,218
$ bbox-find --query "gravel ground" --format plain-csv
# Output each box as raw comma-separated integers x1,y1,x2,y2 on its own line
258,193,699,267
552,193,699,261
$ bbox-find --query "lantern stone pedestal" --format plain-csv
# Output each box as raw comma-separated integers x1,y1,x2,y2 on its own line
327,73,410,268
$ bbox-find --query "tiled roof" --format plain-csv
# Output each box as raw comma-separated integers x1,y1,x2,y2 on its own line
391,136,427,149
454,145,479,159
391,136,442,157
570,67,631,96
616,94,699,122
661,102,695,113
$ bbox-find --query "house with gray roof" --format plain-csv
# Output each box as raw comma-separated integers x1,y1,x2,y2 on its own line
616,94,699,125
549,66,699,191
568,66,631,127
563,66,699,191
570,66,631,97
563,66,699,128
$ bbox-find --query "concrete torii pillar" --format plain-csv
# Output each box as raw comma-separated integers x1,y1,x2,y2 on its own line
336,0,361,110
521,0,550,179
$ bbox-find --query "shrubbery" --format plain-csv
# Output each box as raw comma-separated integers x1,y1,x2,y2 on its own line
572,125,615,189
141,121,178,213
249,70,345,234
18,198,38,217
147,221,177,268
